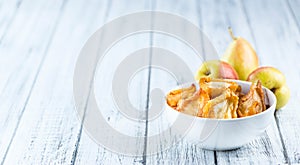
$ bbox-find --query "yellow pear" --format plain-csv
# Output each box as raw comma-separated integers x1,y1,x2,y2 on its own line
222,28,259,80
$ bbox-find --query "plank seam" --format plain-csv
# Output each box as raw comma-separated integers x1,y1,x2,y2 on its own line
278,1,299,163
214,151,218,165
195,1,217,164
0,0,69,164
70,83,91,165
239,1,290,164
70,0,112,164
195,0,207,61
142,1,156,164
275,114,290,164
0,0,22,44
286,0,300,33
239,0,258,52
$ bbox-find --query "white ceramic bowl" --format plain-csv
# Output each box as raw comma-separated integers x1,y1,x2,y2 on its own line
165,80,276,150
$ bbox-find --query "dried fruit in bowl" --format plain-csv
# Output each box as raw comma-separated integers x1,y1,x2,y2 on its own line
166,84,196,108
166,77,267,119
237,81,266,117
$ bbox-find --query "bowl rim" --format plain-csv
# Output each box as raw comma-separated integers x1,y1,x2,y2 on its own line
165,79,277,122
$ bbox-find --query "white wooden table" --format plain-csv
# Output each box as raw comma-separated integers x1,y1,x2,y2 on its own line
0,0,300,164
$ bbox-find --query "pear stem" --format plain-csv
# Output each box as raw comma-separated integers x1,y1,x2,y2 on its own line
228,27,237,40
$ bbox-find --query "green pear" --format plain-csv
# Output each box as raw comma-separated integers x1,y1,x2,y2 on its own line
222,28,259,80
274,85,290,109
247,66,290,109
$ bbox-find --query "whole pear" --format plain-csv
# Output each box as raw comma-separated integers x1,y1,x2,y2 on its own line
222,28,259,80
195,60,239,81
273,85,290,109
247,66,290,109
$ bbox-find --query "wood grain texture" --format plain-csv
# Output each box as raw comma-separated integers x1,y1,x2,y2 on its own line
0,0,66,163
1,0,108,164
287,0,300,30
145,0,215,164
0,0,21,44
242,0,300,163
0,0,299,164
74,0,153,164
0,0,22,96
198,0,286,164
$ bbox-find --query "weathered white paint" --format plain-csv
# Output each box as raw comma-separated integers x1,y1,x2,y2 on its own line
0,0,299,164
198,0,286,164
0,0,66,163
242,0,300,163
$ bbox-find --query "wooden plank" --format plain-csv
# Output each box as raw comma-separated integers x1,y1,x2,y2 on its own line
0,0,66,163
242,0,300,163
0,0,297,164
72,0,154,164
287,0,300,30
0,0,21,94
145,0,215,164
0,0,20,43
0,0,112,164
198,0,287,164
